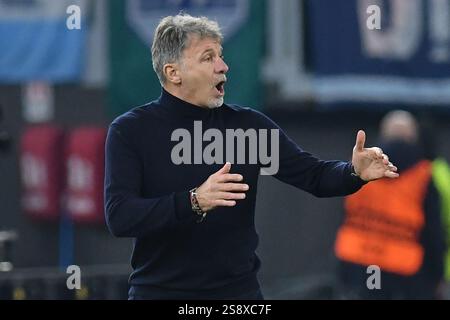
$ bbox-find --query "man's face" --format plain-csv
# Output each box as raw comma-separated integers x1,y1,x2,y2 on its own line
177,35,229,109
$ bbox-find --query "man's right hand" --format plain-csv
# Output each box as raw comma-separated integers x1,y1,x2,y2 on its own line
195,162,249,212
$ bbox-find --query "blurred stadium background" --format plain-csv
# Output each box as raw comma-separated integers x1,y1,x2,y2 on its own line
0,0,449,300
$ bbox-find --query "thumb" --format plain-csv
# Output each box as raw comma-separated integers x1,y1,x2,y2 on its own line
355,130,366,152
217,162,231,174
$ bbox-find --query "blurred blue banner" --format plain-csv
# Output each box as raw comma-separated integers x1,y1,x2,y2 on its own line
307,0,450,78
304,0,450,105
0,0,88,83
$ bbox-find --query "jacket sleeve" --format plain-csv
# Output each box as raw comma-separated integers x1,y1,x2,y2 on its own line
253,109,366,197
104,124,195,238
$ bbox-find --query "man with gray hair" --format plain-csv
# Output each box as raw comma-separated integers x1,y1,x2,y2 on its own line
104,14,398,300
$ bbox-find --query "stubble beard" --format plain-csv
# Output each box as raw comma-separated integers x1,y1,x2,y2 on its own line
207,96,224,109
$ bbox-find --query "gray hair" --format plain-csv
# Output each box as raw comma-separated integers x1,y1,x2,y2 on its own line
151,14,223,84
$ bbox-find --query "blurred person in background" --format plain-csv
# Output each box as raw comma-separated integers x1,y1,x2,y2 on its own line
334,110,446,299
104,14,398,300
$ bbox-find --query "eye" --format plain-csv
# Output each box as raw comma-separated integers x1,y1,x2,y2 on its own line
204,55,213,62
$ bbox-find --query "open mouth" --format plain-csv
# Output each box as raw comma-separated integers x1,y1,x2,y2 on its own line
215,81,225,96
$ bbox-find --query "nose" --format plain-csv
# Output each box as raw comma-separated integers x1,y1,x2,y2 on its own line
215,56,229,74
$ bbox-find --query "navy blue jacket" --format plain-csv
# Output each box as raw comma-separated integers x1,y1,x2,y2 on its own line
104,89,365,299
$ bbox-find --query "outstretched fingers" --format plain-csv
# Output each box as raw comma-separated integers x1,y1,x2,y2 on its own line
355,130,366,152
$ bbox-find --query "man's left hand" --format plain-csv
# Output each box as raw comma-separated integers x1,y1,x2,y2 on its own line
352,130,399,182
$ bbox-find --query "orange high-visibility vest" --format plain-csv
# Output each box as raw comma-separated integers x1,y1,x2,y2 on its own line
335,160,432,276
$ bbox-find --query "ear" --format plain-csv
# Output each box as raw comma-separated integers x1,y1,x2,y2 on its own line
163,63,182,85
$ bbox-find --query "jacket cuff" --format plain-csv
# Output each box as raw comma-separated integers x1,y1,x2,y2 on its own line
174,191,196,222
346,162,368,190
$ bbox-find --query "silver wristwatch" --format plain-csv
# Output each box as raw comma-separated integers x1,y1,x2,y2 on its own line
189,188,207,223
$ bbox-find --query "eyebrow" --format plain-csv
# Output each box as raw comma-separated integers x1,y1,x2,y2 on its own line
200,47,223,57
